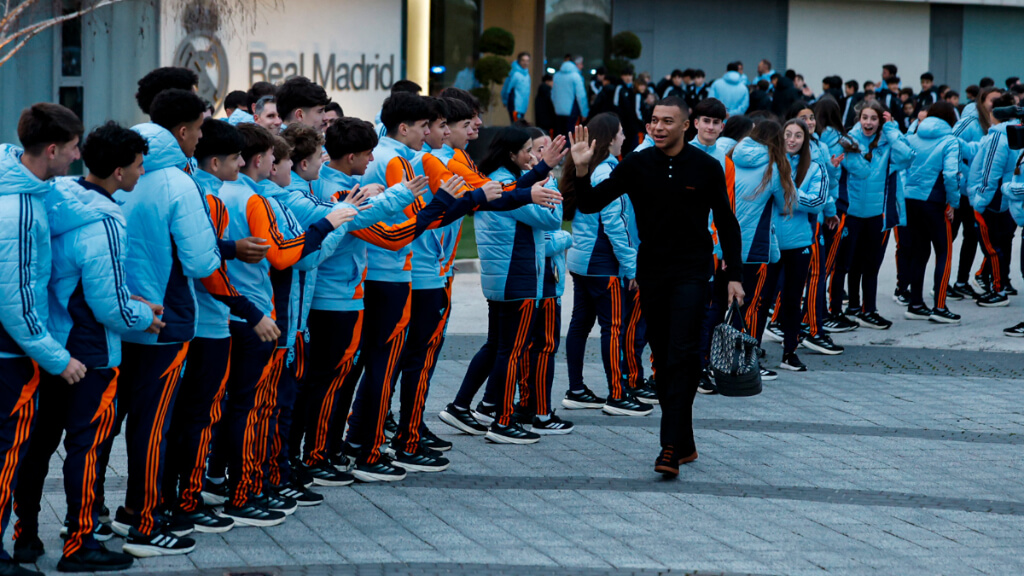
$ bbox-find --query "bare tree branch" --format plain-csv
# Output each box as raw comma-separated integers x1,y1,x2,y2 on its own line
0,0,127,55
0,0,41,38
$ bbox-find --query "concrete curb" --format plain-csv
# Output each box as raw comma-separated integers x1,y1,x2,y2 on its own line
452,258,480,275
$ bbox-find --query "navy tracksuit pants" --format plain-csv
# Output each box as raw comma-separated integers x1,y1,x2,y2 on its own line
516,297,561,417
14,369,117,557
951,200,979,285
837,214,887,313
905,199,953,309
770,247,813,355
394,286,450,454
164,337,230,513
975,210,1017,293
566,274,626,400
621,287,646,388
480,300,536,427
345,280,411,464
741,263,781,345
0,358,38,561
303,309,362,465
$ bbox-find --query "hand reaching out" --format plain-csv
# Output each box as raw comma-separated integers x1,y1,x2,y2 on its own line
235,237,269,264
569,125,596,177
830,154,845,168
440,175,467,198
542,134,569,167
404,175,429,198
326,205,358,229
531,178,563,208
481,181,503,202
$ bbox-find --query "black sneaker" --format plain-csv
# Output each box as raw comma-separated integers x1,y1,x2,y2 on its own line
531,411,574,435
904,304,932,321
951,282,980,300
485,421,541,444
855,310,892,330
940,285,964,301
121,527,196,558
291,458,315,488
1004,321,1024,337
352,457,407,482
56,546,134,573
253,492,297,516
178,506,234,533
843,306,861,320
0,559,43,575
779,353,807,372
201,479,229,506
471,402,497,425
801,333,844,355
603,395,654,416
59,521,115,543
512,404,535,425
392,447,450,472
419,426,453,452
12,534,44,564
654,446,679,478
1004,281,1018,296
109,507,132,538
97,505,111,525
977,291,1009,307
975,274,992,295
306,461,355,487
327,452,352,472
220,502,286,528
697,368,718,395
760,368,778,381
632,381,660,404
763,322,784,342
271,482,324,507
823,314,858,333
383,412,398,439
439,403,487,436
929,307,961,324
892,289,910,306
157,506,194,537
561,387,606,409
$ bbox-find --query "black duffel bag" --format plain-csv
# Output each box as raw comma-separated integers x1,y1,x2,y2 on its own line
709,302,762,397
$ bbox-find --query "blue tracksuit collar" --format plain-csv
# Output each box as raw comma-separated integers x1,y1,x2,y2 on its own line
689,136,718,155
132,122,189,173
193,169,224,197
320,164,359,189
77,177,116,203
378,136,416,161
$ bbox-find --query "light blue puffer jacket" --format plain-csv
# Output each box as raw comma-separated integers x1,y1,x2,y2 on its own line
0,145,70,375
839,121,915,229
543,230,573,299
501,61,531,117
115,123,221,345
731,138,787,264
812,130,839,219
552,61,589,118
362,136,424,283
311,164,417,311
477,166,563,301
566,156,637,279
1002,172,1024,226
46,178,153,369
904,117,962,207
775,154,828,251
707,71,749,117
226,108,254,126
968,123,1022,214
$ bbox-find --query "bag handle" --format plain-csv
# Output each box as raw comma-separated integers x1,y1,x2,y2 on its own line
722,300,748,332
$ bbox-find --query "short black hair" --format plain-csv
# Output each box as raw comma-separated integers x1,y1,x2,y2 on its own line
864,80,876,89
784,69,796,81
541,73,553,83
980,77,995,88
965,85,980,98
276,76,330,121
281,123,324,164
82,121,147,178
225,90,248,112
682,68,695,77
324,117,378,159
595,66,607,76
246,81,277,110
1011,84,1024,96
757,80,771,91
445,97,474,123
887,76,901,86
993,93,1017,108
17,103,84,154
899,87,915,97
438,87,481,114
235,123,276,165
391,79,422,95
726,62,740,72
381,92,432,134
136,67,199,114
770,73,781,82
671,69,684,79
654,96,689,120
325,102,344,116
693,98,727,121
425,97,451,123
517,52,530,61
921,72,934,82
194,118,244,163
845,79,859,92
694,69,705,78
1007,76,1021,89
149,89,207,131
883,64,898,76
943,90,959,100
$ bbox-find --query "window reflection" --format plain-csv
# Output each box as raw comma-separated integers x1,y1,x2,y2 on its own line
545,0,611,74
429,0,481,94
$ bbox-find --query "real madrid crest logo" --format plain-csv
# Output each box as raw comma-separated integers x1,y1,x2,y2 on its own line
174,32,229,113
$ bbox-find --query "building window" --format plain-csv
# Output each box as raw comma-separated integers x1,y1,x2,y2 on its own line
56,0,84,173
544,0,611,75
429,0,481,94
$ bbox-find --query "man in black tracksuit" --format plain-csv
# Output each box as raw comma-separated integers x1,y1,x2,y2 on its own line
568,96,744,478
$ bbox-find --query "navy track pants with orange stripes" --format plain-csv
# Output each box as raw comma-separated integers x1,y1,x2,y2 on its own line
302,309,362,466
516,297,561,417
394,286,450,454
223,322,276,507
346,280,412,464
621,287,647,388
479,299,536,427
0,358,39,560
566,274,626,400
163,337,230,513
116,342,188,536
14,369,116,557
905,199,953,309
262,346,291,488
741,263,781,345
974,210,1016,293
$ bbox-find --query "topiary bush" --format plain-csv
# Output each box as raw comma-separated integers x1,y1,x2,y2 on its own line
611,31,642,60
475,54,512,86
479,27,515,57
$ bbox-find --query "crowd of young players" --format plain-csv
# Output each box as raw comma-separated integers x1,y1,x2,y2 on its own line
0,56,1022,575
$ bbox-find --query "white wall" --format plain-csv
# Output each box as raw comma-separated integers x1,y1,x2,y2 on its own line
787,0,931,94
160,0,403,122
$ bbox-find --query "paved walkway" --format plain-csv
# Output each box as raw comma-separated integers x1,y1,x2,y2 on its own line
19,255,1024,576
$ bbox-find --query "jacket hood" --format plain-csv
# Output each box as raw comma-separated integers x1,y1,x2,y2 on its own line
133,122,188,173
723,71,743,85
847,123,882,147
819,126,841,148
915,117,953,140
47,177,125,236
377,136,416,162
193,169,224,197
510,61,528,76
558,61,578,75
731,137,770,169
0,144,51,198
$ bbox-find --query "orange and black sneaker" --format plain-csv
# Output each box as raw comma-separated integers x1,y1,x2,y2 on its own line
654,446,679,478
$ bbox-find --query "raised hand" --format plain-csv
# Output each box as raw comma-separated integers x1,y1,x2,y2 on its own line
440,175,467,198
882,111,893,124
404,175,429,197
235,236,270,264
340,185,371,210
830,154,845,168
569,125,596,176
542,134,569,167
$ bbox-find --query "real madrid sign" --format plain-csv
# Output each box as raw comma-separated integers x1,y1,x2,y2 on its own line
174,32,229,112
